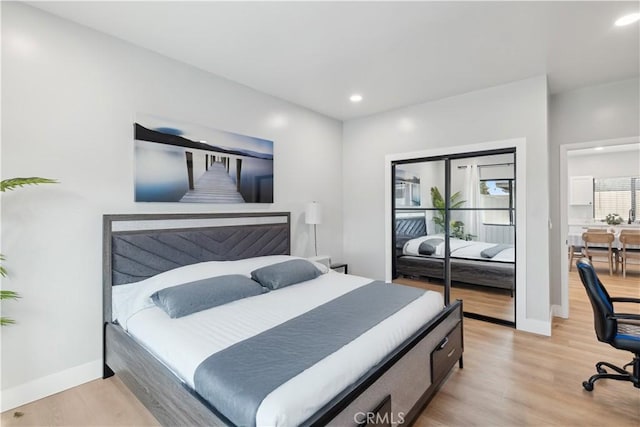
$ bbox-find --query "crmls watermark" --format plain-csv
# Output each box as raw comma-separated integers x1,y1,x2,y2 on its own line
353,411,406,425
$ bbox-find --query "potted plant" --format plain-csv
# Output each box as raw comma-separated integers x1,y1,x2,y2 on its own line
605,213,623,225
430,187,474,240
1,177,57,326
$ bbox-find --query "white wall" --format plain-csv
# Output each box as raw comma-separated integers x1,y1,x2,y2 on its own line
0,3,343,409
568,150,640,179
549,77,640,308
342,76,550,330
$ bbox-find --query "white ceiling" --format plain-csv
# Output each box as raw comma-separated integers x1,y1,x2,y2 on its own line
28,1,640,120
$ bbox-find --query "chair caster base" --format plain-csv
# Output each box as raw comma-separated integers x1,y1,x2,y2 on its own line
583,357,640,391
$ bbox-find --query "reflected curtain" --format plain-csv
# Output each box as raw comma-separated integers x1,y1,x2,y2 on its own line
464,161,483,241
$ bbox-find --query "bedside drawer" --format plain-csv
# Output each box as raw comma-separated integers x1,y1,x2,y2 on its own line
430,322,462,386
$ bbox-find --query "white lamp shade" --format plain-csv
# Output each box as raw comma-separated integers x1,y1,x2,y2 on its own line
305,201,322,225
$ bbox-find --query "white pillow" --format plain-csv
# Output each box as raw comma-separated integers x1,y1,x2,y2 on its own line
111,255,327,329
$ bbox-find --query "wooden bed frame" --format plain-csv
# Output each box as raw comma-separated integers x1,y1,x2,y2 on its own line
103,212,463,426
396,255,514,294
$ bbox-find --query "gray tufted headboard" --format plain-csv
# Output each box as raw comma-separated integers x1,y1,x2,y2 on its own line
103,212,290,323
395,215,427,238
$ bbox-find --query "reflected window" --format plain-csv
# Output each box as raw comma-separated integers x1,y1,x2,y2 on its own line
480,179,514,226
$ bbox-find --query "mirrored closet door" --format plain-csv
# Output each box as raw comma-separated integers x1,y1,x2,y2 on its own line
392,149,516,326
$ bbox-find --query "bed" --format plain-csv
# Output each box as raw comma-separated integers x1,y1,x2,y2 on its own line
103,212,463,426
394,216,514,295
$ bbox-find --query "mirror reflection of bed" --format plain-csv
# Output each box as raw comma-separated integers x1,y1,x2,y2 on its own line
392,151,516,325
393,216,516,324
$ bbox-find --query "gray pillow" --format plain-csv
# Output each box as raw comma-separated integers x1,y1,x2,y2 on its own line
418,238,444,255
251,259,322,290
151,274,266,318
480,244,513,258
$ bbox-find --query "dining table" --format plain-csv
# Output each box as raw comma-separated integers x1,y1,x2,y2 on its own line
567,225,640,254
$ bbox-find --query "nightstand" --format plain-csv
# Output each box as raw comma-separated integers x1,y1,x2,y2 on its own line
330,263,348,274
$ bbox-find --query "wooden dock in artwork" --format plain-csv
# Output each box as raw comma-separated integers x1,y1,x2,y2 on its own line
179,162,245,203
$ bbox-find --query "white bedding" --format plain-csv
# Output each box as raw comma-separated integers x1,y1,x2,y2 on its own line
403,234,514,262
112,256,444,427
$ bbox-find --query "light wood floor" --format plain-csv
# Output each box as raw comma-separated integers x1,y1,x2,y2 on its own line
395,277,515,322
2,270,639,426
397,262,639,323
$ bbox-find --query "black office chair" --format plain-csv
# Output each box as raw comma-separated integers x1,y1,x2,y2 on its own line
576,259,640,391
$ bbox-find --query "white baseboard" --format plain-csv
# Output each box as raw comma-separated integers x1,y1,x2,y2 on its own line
1,359,102,412
517,317,552,336
551,304,568,319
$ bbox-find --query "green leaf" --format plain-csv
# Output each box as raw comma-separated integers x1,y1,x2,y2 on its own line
0,317,16,326
1,177,57,192
0,290,20,300
0,291,20,327
430,186,467,231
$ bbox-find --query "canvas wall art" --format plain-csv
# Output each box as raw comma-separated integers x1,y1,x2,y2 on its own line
395,169,421,207
134,114,274,203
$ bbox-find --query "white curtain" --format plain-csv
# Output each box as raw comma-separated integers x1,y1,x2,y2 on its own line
464,161,484,241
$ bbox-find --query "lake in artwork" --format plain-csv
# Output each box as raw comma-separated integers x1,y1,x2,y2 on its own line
134,114,274,203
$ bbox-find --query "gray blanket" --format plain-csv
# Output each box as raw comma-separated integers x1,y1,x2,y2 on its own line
194,281,425,427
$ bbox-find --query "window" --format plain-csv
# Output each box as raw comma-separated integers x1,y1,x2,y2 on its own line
479,179,514,225
593,177,639,220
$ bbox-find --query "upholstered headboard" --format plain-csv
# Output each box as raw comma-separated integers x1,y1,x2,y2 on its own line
103,212,290,322
395,216,427,238
395,215,427,249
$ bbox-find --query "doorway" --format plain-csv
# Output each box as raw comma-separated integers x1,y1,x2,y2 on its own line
560,138,640,318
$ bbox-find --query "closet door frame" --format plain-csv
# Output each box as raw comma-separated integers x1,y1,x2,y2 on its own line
387,141,525,328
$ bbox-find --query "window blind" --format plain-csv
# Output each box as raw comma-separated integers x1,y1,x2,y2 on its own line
593,177,639,220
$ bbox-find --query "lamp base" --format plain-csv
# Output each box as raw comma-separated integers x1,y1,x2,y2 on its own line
313,223,318,257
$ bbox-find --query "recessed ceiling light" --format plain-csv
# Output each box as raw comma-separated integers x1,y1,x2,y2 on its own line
349,94,363,103
615,12,640,26
594,147,604,151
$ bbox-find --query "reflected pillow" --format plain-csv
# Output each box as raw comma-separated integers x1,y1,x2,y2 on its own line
251,259,322,290
151,274,266,318
480,244,513,259
418,238,444,255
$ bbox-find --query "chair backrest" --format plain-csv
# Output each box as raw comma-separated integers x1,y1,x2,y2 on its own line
576,259,617,343
584,228,609,233
620,230,640,246
582,231,614,245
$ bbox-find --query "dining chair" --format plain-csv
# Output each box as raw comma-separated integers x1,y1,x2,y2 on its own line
619,230,640,278
582,231,615,275
584,228,610,233
568,244,583,271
